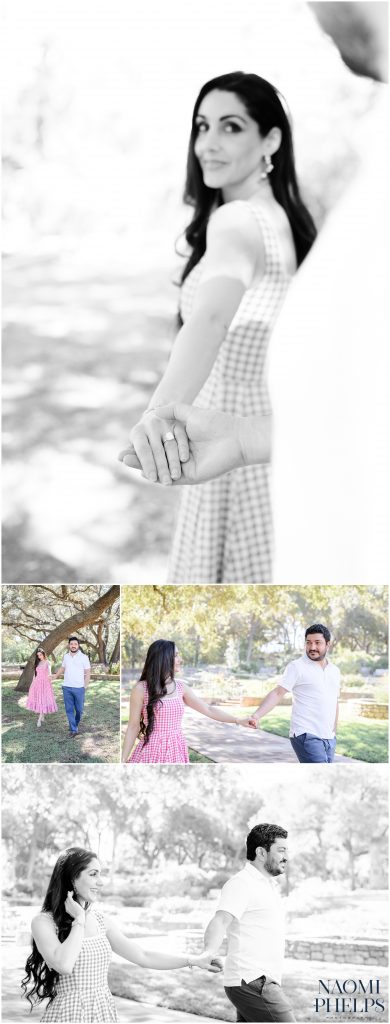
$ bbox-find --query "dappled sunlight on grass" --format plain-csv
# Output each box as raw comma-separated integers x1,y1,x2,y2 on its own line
2,258,179,580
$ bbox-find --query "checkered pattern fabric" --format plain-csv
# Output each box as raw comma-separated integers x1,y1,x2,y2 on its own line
26,662,58,714
129,679,189,763
168,200,291,583
40,911,117,1023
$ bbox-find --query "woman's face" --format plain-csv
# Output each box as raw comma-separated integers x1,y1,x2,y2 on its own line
174,649,183,673
37,651,45,661
194,89,267,199
72,857,103,904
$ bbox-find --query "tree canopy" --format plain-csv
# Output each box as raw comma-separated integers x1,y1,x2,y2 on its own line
2,584,120,689
121,585,388,669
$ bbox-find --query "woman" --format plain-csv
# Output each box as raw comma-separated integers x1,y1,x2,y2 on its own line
120,71,316,583
26,648,58,727
121,639,255,763
22,847,221,1022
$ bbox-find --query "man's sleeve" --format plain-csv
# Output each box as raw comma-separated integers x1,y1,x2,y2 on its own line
217,876,250,920
280,660,297,693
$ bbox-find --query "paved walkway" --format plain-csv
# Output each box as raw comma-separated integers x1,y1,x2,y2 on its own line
1,947,220,1024
183,707,357,762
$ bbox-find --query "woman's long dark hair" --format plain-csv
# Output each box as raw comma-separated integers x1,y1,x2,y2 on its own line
181,71,317,283
33,647,47,676
22,847,97,1009
139,640,176,745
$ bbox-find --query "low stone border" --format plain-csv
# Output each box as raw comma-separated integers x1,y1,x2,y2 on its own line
286,937,387,966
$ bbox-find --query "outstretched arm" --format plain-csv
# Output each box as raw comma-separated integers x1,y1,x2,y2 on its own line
106,922,221,971
124,204,262,484
204,910,234,955
183,684,256,728
252,685,288,723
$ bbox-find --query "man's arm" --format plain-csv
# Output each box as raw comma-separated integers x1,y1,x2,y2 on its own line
51,663,65,680
204,910,234,955
119,404,271,485
252,685,288,723
84,668,91,688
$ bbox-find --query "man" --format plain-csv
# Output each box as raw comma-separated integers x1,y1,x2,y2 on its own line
204,822,294,1023
252,624,340,763
51,636,91,736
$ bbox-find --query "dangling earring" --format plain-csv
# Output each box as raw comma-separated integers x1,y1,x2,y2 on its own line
260,153,274,179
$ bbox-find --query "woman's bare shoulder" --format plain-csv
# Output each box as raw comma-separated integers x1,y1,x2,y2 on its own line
32,911,56,933
131,680,145,696
208,200,261,235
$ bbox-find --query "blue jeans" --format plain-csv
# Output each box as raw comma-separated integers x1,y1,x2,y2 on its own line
290,732,336,763
225,976,296,1022
62,686,85,733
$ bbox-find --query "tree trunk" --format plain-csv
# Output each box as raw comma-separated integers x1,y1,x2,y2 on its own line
97,622,107,665
246,617,256,665
15,586,120,691
368,835,388,888
109,633,120,666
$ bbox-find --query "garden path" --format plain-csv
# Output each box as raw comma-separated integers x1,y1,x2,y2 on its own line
182,707,358,763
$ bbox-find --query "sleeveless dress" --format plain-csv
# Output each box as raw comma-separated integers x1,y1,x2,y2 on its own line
26,661,58,714
40,910,117,1023
129,679,189,763
168,199,292,583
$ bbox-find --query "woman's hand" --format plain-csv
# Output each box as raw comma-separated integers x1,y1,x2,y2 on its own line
238,717,258,728
64,892,86,922
191,951,224,972
120,410,189,485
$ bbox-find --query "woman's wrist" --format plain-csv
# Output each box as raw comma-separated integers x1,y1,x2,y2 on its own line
71,915,86,929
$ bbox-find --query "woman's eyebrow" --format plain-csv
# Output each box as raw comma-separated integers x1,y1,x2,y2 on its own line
195,113,247,123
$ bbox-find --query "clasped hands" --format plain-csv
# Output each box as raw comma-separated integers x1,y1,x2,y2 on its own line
118,404,246,486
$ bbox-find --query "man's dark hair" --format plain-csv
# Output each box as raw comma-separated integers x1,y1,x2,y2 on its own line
246,823,288,860
68,636,80,643
305,624,331,643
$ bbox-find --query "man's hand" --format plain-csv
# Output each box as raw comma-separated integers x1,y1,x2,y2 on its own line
119,403,245,484
121,409,190,485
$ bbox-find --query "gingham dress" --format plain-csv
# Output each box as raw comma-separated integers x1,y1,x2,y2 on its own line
26,661,58,714
129,679,189,763
40,911,117,1023
168,199,292,583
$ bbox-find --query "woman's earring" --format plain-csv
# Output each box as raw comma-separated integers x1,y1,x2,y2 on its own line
260,153,274,179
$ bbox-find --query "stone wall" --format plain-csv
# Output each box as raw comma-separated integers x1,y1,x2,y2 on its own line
286,937,388,967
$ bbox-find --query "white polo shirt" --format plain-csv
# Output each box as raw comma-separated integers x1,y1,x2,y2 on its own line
281,654,340,738
217,862,285,986
61,650,90,688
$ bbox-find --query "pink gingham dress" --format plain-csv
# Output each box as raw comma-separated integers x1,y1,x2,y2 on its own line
168,198,292,583
129,679,189,763
26,661,58,714
40,910,117,1023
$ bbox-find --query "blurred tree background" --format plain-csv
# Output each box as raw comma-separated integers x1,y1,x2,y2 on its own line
2,0,383,583
121,584,388,675
2,763,387,898
2,584,120,687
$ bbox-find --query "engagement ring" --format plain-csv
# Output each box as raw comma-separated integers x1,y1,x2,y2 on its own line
163,431,175,442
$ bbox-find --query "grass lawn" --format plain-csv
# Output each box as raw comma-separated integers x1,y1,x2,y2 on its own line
108,954,388,1023
1,676,120,763
189,749,214,763
250,706,388,762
